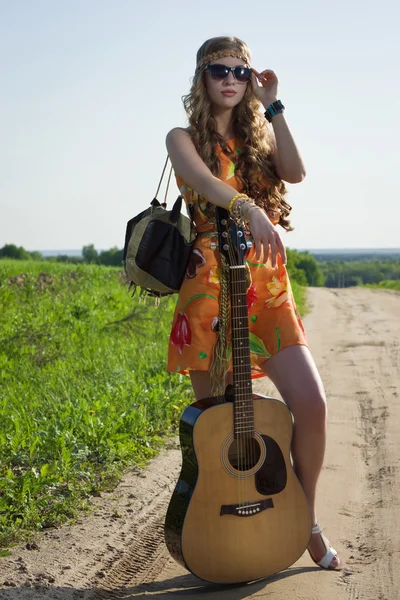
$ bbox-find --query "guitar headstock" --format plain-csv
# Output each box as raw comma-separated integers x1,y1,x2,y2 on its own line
216,208,252,267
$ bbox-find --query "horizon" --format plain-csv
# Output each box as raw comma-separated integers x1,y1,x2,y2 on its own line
29,247,400,256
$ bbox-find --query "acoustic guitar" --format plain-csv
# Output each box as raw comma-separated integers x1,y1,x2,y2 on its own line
164,209,311,583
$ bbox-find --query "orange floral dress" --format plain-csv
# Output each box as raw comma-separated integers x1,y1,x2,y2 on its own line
167,137,308,380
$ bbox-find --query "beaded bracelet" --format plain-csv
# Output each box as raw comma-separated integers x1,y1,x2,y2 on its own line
232,198,256,224
232,198,249,221
228,193,249,214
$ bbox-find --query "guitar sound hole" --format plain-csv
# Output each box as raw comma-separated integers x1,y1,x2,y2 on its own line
228,437,261,471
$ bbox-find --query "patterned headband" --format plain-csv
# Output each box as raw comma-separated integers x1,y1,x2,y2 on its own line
195,49,250,74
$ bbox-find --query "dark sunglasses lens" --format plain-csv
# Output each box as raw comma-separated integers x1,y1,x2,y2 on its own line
234,67,251,82
208,65,229,80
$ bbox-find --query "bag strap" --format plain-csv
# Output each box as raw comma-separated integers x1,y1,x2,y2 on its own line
154,155,173,208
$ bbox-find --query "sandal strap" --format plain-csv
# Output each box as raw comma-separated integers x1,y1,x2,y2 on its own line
318,547,338,569
311,523,322,534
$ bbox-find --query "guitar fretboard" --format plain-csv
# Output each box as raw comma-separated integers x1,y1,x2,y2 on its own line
230,265,254,438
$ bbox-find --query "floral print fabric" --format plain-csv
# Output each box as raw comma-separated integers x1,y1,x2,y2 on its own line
167,138,308,380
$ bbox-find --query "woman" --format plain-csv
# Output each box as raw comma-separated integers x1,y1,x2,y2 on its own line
166,35,342,571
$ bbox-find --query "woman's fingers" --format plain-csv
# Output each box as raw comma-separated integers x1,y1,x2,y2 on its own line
254,236,262,261
269,237,278,268
259,234,272,266
276,234,287,264
250,71,260,92
248,209,286,267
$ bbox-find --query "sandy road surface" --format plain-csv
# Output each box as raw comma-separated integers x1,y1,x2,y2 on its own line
1,286,399,600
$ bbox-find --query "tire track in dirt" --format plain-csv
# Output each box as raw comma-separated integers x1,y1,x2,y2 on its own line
85,503,172,599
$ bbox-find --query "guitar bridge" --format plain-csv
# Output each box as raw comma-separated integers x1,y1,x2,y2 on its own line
220,498,274,517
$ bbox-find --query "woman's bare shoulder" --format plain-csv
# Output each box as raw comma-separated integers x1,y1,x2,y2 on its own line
166,127,193,142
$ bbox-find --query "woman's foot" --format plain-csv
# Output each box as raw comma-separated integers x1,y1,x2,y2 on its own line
307,523,343,570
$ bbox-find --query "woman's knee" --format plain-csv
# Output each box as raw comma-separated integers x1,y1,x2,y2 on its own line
286,386,327,426
260,345,328,425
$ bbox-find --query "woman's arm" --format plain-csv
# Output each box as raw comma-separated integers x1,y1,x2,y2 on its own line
166,127,286,267
166,128,240,210
269,113,306,184
250,68,306,184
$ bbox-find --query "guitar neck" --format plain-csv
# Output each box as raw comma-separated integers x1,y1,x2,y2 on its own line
230,264,254,437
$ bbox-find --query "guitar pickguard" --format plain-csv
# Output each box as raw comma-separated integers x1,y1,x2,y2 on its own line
255,434,287,495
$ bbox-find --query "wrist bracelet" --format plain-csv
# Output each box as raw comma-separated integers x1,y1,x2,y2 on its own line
264,99,285,122
233,198,256,223
228,193,248,214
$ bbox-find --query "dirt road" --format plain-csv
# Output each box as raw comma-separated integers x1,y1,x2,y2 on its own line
1,287,399,600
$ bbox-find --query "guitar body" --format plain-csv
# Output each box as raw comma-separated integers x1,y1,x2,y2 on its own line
164,390,312,583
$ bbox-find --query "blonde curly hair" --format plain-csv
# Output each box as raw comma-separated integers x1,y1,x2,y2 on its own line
182,36,293,231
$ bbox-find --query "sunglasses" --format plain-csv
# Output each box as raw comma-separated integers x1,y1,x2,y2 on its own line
206,63,252,84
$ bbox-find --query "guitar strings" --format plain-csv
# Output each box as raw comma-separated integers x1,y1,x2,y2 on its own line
228,239,243,509
228,229,255,511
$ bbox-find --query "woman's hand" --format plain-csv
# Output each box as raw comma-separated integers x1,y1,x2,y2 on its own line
242,204,287,268
251,68,279,109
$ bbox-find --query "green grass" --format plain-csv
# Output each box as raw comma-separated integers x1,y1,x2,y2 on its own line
0,260,193,550
363,280,400,291
0,259,307,551
290,279,308,316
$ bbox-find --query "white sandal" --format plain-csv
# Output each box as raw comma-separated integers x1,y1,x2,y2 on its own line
308,523,343,570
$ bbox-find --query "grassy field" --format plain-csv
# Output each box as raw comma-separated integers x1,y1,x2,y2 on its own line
0,259,307,551
0,260,194,550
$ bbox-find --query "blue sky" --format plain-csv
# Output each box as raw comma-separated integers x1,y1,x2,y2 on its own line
1,0,399,251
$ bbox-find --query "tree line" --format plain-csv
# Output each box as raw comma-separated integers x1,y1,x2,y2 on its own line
0,244,123,267
1,243,399,288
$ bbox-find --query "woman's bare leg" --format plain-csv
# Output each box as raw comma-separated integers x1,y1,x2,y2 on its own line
259,344,340,568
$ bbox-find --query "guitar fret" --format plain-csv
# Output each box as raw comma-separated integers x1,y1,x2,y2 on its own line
235,415,254,419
